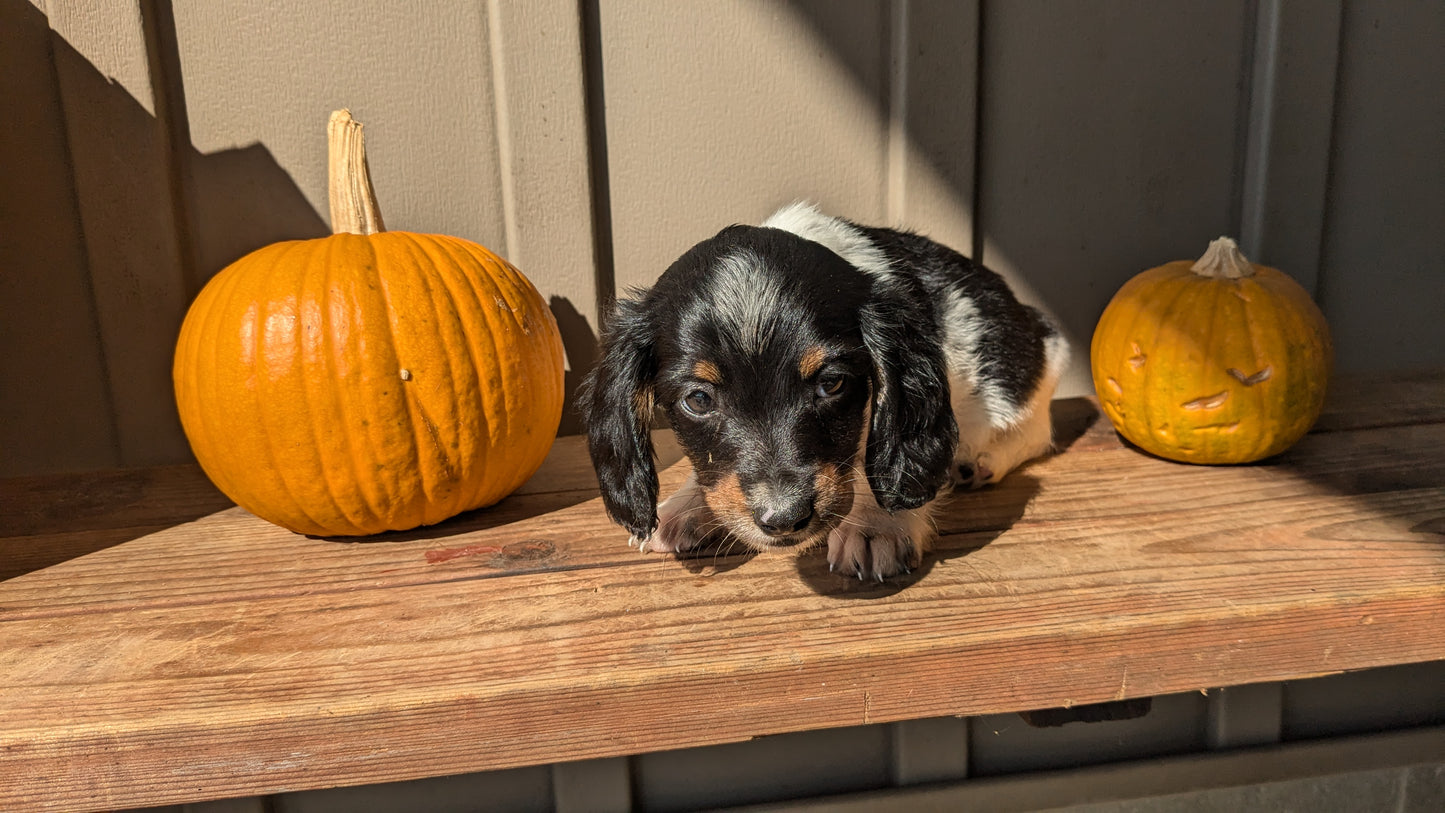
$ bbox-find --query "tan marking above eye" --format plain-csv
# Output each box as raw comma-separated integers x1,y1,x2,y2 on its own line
799,345,827,378
692,360,723,384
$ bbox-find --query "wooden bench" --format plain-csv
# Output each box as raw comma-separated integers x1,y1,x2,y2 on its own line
2,370,1443,811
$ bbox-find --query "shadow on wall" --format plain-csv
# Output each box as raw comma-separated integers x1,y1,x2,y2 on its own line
550,297,600,436
776,0,1267,402
1,0,600,478
1,0,327,476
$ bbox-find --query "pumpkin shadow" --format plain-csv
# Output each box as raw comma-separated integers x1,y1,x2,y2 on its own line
551,296,600,437
311,486,601,545
795,398,1098,598
314,431,688,545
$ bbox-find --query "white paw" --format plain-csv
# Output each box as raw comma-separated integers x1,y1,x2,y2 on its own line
632,514,703,554
952,455,998,490
826,524,920,580
824,505,932,581
632,474,711,554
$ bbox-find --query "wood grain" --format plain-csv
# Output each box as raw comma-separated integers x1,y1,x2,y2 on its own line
1,375,1442,811
0,431,683,580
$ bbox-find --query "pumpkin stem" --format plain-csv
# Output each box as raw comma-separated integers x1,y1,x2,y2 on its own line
327,109,386,236
1191,236,1255,279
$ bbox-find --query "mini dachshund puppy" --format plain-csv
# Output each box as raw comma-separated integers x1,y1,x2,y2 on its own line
579,203,1069,580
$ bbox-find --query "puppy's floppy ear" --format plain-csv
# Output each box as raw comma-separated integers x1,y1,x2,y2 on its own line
578,297,660,539
860,286,959,511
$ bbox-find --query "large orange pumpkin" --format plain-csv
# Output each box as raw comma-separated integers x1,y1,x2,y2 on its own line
1090,237,1332,464
173,110,564,536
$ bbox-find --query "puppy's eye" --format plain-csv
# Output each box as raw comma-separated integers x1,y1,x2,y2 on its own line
682,389,715,416
816,373,847,399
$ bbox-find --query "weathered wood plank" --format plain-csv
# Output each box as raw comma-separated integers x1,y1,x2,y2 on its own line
5,414,1439,619
0,432,683,580
1,487,1439,809
0,374,1441,811
1311,368,1445,432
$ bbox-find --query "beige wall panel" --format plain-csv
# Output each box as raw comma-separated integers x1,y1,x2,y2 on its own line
48,0,193,466
788,0,983,249
0,0,120,476
976,1,1250,397
893,0,980,258
171,1,509,278
483,0,598,300
45,0,156,112
1318,1,1445,374
599,0,892,290
1236,0,1342,293
172,0,599,433
486,0,601,433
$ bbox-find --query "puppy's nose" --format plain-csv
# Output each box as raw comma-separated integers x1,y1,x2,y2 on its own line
752,499,814,536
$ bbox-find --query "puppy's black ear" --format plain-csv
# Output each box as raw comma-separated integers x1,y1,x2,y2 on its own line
578,297,660,539
861,286,958,511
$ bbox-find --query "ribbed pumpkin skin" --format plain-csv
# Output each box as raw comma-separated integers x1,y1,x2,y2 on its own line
1090,261,1332,464
173,232,565,536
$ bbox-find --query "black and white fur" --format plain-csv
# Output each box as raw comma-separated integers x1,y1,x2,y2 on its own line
579,203,1068,580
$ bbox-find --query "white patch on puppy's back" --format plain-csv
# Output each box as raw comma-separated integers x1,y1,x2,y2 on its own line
938,290,1017,431
762,202,894,280
707,248,785,355
938,291,1071,435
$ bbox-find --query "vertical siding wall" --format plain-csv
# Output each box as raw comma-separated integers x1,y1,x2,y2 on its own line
3,0,1442,478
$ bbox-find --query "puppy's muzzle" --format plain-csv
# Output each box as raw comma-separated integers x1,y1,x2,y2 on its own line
742,470,819,540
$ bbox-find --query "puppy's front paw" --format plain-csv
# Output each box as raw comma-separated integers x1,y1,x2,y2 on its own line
953,456,997,490
826,523,924,581
635,513,705,554
633,475,712,554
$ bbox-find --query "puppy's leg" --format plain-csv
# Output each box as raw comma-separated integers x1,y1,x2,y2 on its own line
950,399,1000,490
971,401,1055,485
826,476,935,580
635,471,713,554
954,335,1068,487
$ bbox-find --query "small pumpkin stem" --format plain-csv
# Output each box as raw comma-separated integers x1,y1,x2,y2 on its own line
1191,236,1255,279
327,109,386,236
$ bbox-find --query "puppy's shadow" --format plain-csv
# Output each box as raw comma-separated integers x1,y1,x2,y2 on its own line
674,540,759,575
796,398,1099,598
795,474,1041,598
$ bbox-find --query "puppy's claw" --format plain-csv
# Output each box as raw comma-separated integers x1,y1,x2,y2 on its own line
826,515,929,582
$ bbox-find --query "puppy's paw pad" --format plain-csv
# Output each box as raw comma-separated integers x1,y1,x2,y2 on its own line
954,458,997,490
826,526,921,581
